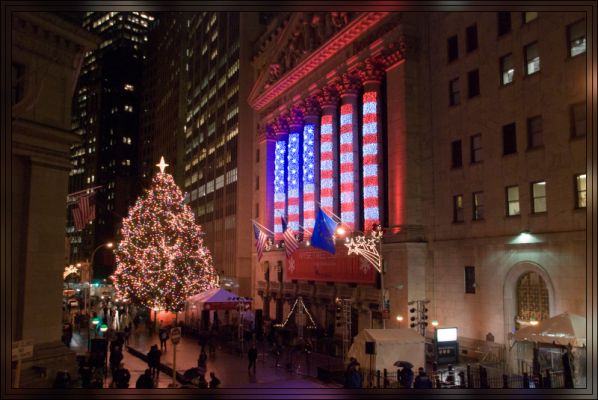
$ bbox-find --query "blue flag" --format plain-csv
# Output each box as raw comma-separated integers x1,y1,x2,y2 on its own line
311,208,338,254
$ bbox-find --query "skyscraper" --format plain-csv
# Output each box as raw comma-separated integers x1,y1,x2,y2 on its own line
67,11,154,279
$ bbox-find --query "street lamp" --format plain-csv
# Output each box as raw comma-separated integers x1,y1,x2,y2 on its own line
342,224,387,328
84,242,113,313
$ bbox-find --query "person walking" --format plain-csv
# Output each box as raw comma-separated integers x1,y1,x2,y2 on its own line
209,372,221,388
414,367,433,388
109,346,123,379
136,369,154,388
247,345,258,374
147,344,162,380
112,362,131,388
399,365,415,388
159,328,169,353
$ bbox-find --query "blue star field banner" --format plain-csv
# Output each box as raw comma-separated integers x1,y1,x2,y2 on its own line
310,208,338,255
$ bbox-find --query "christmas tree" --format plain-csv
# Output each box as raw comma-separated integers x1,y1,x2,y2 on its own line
111,157,219,312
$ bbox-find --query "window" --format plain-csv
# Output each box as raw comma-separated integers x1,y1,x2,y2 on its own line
500,53,514,85
575,174,586,208
531,181,547,213
449,78,460,106
468,69,480,98
516,272,549,329
527,116,543,149
470,133,482,163
12,63,25,105
465,266,476,294
451,140,462,168
568,20,586,57
453,194,464,222
570,103,586,137
522,12,538,23
498,12,512,36
124,104,134,112
524,42,540,75
447,35,459,62
473,191,484,221
506,185,520,216
502,123,517,155
466,24,478,52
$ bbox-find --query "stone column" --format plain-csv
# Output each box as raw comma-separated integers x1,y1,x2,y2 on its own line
300,96,321,236
272,117,289,241
286,108,304,233
259,124,277,235
317,85,340,217
337,72,362,231
359,59,386,232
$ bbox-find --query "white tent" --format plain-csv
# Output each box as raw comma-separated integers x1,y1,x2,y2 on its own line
347,329,425,373
513,312,586,347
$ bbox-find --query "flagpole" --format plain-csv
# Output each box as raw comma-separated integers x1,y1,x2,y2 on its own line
315,201,343,224
251,219,275,236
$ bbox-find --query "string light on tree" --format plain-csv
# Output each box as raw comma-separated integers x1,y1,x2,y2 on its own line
111,156,219,312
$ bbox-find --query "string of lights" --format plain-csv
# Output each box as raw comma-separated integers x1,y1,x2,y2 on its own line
339,103,355,230
362,91,380,230
302,123,316,235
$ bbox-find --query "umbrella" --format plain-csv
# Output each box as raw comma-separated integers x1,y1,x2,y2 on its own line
394,361,414,369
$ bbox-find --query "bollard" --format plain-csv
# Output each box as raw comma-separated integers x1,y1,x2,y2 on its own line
383,369,388,388
502,374,509,388
435,377,442,389
523,372,530,389
544,369,552,389
467,364,472,388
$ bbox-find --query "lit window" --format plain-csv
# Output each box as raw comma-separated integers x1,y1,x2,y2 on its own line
575,174,586,208
124,105,134,112
522,12,538,23
453,194,464,223
524,42,540,75
124,84,135,91
473,192,484,221
568,20,586,57
527,116,543,149
531,181,547,213
506,185,520,216
570,102,586,137
500,53,514,85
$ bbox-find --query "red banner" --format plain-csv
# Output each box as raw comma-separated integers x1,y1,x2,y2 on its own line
285,246,376,284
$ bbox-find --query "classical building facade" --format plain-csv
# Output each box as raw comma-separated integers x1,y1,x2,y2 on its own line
11,12,99,387
250,11,588,364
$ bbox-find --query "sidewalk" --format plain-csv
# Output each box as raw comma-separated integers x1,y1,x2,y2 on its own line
125,328,343,388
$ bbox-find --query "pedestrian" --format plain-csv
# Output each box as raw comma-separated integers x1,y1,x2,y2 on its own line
198,349,208,369
147,344,162,380
247,345,258,374
52,370,71,388
136,368,154,389
399,365,414,388
79,359,93,388
344,358,360,388
209,372,221,388
413,367,433,388
123,324,131,346
195,373,208,388
112,362,131,388
159,327,169,352
109,346,123,378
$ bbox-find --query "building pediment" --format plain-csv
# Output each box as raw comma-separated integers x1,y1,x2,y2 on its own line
249,12,390,112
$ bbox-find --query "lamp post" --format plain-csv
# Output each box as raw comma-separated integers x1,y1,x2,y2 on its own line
342,224,387,328
84,242,113,313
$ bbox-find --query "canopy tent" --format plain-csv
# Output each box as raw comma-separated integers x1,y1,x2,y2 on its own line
186,287,252,310
347,329,425,373
513,312,586,347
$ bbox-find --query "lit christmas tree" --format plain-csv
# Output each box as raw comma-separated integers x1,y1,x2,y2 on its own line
111,157,219,312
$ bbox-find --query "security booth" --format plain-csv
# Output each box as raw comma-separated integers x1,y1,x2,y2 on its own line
435,327,459,365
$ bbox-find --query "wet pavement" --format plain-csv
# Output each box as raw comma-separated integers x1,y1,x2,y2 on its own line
70,325,343,388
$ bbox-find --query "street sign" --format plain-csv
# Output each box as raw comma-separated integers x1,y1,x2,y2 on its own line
12,340,34,362
170,327,181,345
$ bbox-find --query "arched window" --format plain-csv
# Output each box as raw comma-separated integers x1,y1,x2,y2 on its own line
516,271,549,329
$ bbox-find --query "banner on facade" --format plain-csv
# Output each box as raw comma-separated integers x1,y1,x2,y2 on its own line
285,246,376,284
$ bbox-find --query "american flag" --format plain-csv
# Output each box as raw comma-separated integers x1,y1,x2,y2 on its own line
281,216,299,259
72,204,84,231
253,222,268,261
78,192,96,224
